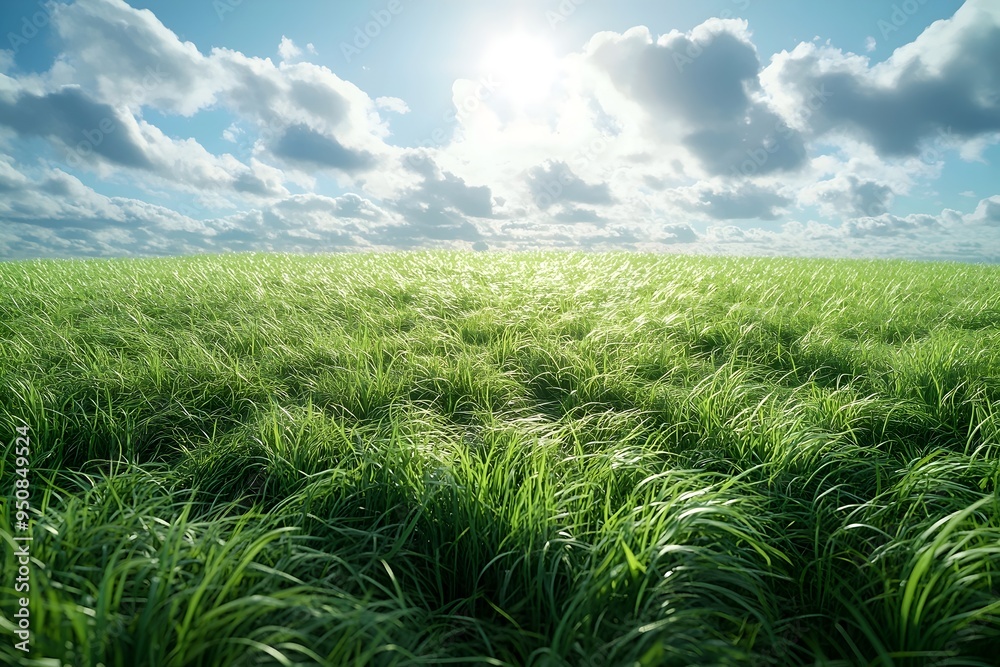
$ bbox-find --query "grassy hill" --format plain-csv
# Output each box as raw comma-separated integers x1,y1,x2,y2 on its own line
2,252,999,666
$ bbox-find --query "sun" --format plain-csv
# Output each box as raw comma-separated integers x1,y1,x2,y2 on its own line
480,31,559,108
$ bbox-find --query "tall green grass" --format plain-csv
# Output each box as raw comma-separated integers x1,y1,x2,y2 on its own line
1,252,999,665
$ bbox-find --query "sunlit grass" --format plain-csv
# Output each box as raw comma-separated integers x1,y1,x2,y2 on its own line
1,252,999,665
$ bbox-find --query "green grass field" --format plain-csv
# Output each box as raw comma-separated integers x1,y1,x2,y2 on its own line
2,252,999,666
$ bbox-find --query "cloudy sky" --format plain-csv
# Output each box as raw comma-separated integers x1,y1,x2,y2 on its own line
1,0,999,260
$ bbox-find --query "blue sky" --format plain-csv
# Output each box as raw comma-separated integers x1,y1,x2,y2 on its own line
1,0,998,259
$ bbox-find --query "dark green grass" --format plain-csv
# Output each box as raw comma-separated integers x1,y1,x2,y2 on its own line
2,252,999,666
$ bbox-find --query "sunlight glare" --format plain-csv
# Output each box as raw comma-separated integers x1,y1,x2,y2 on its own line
480,31,559,108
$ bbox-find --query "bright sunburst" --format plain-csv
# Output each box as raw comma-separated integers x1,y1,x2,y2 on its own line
480,31,559,108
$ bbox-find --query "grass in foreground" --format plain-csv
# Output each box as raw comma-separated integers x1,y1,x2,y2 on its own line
1,252,999,666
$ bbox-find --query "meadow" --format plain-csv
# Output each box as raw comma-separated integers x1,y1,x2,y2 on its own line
1,252,999,666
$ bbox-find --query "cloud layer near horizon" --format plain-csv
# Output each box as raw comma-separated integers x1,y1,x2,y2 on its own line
1,0,999,260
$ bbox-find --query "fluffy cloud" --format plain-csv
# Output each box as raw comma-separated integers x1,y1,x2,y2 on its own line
0,156,400,257
49,0,215,115
400,156,495,217
427,19,814,224
376,97,410,114
842,213,941,238
0,159,212,259
360,155,501,247
2,0,999,260
675,183,791,221
272,124,376,172
2,154,998,260
0,87,152,168
526,161,614,210
277,36,308,63
37,0,397,184
761,0,1000,157
586,22,808,177
659,223,699,244
415,12,1000,237
207,194,397,250
966,196,1000,227
551,206,606,224
0,84,289,199
805,175,895,218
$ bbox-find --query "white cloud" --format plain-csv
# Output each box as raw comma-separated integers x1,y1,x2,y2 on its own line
673,183,792,221
761,0,1000,157
376,96,410,114
842,212,941,238
0,156,400,257
0,0,420,208
278,36,302,63
222,123,243,143
0,157,213,259
42,0,400,182
0,82,289,201
2,0,999,261
3,149,998,260
800,174,894,218
422,19,812,230
49,0,216,115
965,196,1000,227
